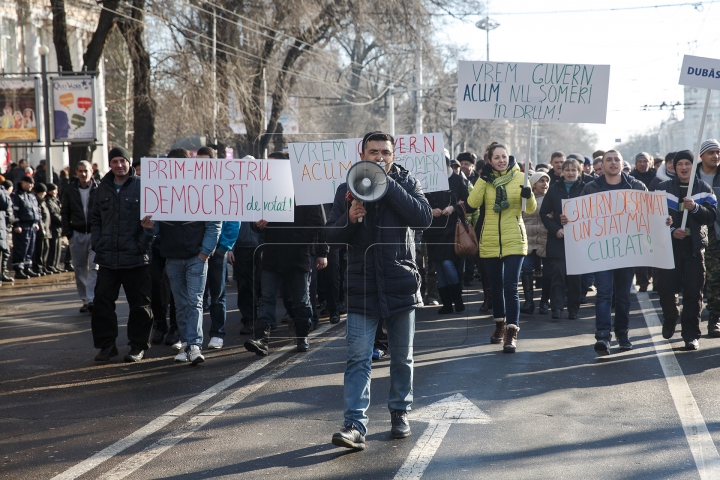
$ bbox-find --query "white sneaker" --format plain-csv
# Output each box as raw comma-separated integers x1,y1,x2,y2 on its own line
174,351,188,362
208,337,223,349
189,345,205,365
172,340,186,352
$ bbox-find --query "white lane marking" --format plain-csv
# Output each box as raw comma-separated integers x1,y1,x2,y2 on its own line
394,393,490,480
50,323,334,480
99,333,338,480
637,291,720,479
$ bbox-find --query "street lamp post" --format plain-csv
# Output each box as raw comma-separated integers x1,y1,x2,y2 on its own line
475,16,500,61
38,45,52,178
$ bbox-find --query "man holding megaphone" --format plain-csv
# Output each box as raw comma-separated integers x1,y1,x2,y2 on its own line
327,131,432,450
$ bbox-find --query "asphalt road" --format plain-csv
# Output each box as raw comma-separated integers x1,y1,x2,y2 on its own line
2,273,720,479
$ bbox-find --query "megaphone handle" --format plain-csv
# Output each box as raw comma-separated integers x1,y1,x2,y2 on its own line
352,199,363,223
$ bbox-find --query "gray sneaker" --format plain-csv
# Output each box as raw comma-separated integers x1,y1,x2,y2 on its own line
617,334,633,351
332,424,366,450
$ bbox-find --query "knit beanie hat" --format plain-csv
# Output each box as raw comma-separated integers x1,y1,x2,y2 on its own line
33,182,47,193
108,146,131,162
673,150,694,170
46,183,58,192
530,171,550,187
635,152,652,162
700,139,720,156
21,175,34,184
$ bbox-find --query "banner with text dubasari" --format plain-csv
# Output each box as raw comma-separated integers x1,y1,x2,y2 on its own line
562,190,674,275
140,157,294,222
456,61,610,123
288,133,448,205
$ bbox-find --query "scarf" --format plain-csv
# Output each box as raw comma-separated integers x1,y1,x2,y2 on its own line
492,169,517,213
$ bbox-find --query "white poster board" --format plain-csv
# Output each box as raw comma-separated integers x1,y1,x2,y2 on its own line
562,190,674,275
140,157,294,222
679,54,720,90
456,61,610,124
288,133,448,205
51,76,97,142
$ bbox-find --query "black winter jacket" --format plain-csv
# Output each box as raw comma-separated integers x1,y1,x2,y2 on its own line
36,195,50,239
424,172,475,262
61,179,98,236
581,172,647,195
656,177,718,255
11,189,40,226
255,204,323,273
630,168,656,189
326,164,432,318
696,167,720,239
91,169,152,269
46,196,62,239
541,178,587,259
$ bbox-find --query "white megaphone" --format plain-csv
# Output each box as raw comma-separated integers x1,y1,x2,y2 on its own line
345,161,388,222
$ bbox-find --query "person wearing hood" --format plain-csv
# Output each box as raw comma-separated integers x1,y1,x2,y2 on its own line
468,144,536,353
695,139,720,337
582,150,648,355
630,152,656,188
424,150,475,314
648,152,676,192
521,171,550,315
655,150,717,350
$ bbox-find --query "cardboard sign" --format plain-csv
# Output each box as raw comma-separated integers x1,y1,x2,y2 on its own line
140,157,294,222
51,76,97,142
678,54,720,90
456,61,610,124
562,190,674,275
288,133,448,205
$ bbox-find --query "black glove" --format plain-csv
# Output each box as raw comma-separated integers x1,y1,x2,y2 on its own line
480,163,494,182
520,186,532,199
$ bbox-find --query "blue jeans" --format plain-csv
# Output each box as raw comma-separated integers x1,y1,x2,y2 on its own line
436,259,460,288
257,269,312,336
522,251,538,274
484,255,524,326
165,256,208,349
344,309,415,435
206,252,228,339
594,267,634,340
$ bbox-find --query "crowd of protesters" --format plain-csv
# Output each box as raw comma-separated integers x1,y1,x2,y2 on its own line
2,133,720,450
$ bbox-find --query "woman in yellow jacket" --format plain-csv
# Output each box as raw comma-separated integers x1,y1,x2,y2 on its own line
467,144,536,353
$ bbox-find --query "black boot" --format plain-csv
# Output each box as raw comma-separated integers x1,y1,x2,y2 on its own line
538,275,551,314
295,319,310,352
520,273,535,314
437,286,454,314
244,321,271,356
14,267,29,280
450,283,465,313
479,287,492,313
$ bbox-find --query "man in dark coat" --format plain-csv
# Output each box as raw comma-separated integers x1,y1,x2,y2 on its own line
629,152,658,291
582,150,648,355
45,183,63,273
62,161,98,312
11,176,40,279
31,183,51,275
90,146,154,363
243,199,323,356
655,150,718,350
0,177,13,286
327,131,432,450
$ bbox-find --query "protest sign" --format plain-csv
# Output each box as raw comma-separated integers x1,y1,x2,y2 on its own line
456,61,610,124
140,157,294,222
563,190,675,275
0,77,40,142
679,54,720,90
562,190,674,275
51,76,97,142
288,133,448,205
